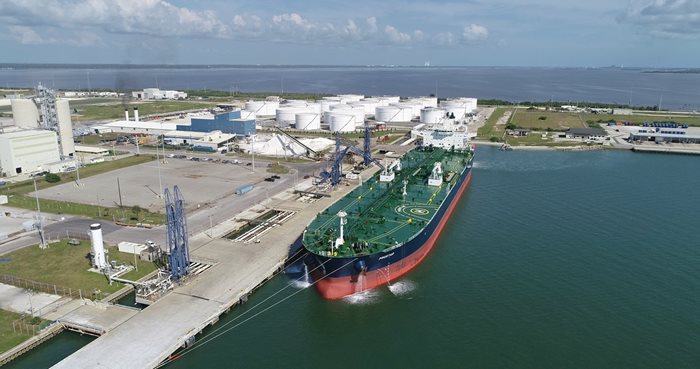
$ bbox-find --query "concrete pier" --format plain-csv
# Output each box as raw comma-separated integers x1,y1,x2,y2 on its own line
52,173,373,369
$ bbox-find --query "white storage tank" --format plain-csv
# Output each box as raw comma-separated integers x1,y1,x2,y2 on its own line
418,96,438,108
337,94,364,103
276,107,310,125
11,99,40,129
295,113,321,130
245,100,279,116
420,108,447,124
328,113,356,132
240,110,257,121
376,96,401,104
375,106,413,122
440,99,469,119
330,104,365,125
56,100,75,157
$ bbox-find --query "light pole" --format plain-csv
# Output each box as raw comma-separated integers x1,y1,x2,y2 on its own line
33,178,47,249
251,135,255,172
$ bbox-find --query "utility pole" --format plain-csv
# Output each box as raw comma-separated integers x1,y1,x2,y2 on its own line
251,135,255,172
33,178,47,249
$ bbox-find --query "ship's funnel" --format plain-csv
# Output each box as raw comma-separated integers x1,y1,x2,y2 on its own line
134,107,139,122
90,223,106,269
125,109,130,121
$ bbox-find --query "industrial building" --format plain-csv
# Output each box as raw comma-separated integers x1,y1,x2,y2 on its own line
191,131,236,152
97,120,179,135
163,131,207,146
132,88,187,100
177,111,255,136
628,131,700,144
0,130,61,177
565,128,607,139
74,145,109,164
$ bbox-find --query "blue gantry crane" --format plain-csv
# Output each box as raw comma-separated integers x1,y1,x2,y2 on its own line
165,185,190,280
319,127,384,187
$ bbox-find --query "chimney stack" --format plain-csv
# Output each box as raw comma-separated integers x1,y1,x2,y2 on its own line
124,108,129,121
90,223,106,269
134,107,139,122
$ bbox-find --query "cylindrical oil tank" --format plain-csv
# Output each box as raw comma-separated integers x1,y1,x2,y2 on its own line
11,99,40,129
375,106,413,122
276,107,310,125
295,113,321,130
419,96,439,108
376,96,400,104
390,103,421,119
337,94,364,103
56,100,75,157
245,100,279,116
350,99,379,116
330,105,365,125
420,108,447,124
328,114,356,132
240,110,257,120
440,99,468,119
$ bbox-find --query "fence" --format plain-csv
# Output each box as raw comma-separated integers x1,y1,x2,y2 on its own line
44,229,91,243
12,317,45,335
0,274,86,299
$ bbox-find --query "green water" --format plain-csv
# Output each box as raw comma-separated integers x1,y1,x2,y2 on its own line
8,147,700,368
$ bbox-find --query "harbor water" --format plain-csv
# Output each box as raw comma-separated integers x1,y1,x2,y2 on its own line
6,147,700,369
1,65,700,110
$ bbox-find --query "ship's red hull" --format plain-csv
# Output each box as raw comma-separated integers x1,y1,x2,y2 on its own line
314,170,472,299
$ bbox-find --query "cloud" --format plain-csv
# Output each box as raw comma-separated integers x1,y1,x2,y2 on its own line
462,23,489,41
0,0,230,38
619,0,700,37
8,25,44,45
384,25,412,44
433,32,456,46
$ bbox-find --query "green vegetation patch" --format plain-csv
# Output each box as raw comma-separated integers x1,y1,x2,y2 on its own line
509,110,588,131
477,107,511,140
0,309,33,354
267,162,290,174
0,240,157,298
72,100,217,122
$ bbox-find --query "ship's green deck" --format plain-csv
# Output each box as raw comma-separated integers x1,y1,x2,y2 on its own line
303,147,472,257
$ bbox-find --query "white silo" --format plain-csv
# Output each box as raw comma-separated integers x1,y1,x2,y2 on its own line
295,113,321,130
56,100,75,157
11,99,40,129
319,100,339,113
90,223,106,269
375,106,413,122
420,108,447,124
328,113,356,132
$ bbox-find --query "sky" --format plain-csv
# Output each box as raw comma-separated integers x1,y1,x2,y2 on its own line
0,0,698,67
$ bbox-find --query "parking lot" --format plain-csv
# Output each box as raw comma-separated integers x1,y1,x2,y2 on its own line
33,156,271,212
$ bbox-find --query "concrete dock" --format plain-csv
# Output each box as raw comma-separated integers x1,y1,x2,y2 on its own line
52,173,371,369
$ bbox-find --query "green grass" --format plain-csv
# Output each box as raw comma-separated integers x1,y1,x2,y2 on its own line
267,163,290,174
510,110,589,130
477,108,511,139
587,112,700,126
72,100,217,122
0,309,32,354
0,240,157,298
0,155,165,225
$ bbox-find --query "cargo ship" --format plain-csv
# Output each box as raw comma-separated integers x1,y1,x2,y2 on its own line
302,121,474,299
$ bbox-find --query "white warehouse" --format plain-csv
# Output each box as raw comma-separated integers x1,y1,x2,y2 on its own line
0,130,61,178
132,88,188,100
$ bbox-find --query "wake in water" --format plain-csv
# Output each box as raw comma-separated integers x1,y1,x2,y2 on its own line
387,280,417,298
289,264,312,289
342,288,382,305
